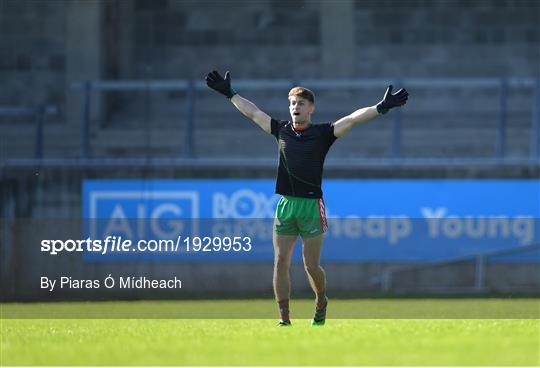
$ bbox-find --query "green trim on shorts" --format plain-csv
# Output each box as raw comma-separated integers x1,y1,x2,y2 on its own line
274,195,328,238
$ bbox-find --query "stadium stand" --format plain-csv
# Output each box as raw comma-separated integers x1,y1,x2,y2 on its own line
1,0,538,162
0,0,538,301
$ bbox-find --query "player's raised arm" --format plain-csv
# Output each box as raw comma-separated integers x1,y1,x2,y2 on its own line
332,85,409,138
205,70,271,134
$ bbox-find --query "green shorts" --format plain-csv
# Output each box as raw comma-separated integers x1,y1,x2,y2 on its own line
274,195,328,237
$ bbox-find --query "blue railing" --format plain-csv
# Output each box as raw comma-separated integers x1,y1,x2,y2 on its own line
2,78,539,167
71,78,540,162
376,242,540,293
0,105,58,159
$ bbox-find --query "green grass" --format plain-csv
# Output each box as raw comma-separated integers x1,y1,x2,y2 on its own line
3,298,539,318
1,300,539,366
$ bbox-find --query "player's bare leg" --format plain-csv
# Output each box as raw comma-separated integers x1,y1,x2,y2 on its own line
302,234,328,325
273,233,297,325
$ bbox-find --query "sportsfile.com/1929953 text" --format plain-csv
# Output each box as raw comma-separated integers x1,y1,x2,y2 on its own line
40,235,252,255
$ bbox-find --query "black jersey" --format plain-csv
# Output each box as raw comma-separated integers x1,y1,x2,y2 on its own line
271,119,337,199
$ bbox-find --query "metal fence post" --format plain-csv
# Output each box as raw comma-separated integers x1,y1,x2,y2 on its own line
381,270,391,292
184,80,195,158
34,105,44,159
532,78,540,160
496,78,507,158
390,80,402,158
475,255,485,292
80,81,91,159
392,107,402,158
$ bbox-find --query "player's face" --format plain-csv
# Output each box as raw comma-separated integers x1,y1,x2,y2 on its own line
289,96,314,125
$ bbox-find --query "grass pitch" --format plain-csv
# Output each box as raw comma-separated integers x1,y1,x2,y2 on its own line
2,299,539,366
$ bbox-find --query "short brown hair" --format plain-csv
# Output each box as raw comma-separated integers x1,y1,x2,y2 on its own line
288,86,315,104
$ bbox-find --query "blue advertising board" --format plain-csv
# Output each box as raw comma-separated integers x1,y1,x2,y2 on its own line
82,180,540,262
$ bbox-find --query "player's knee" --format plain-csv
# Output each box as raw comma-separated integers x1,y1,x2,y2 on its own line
274,253,291,267
304,262,320,274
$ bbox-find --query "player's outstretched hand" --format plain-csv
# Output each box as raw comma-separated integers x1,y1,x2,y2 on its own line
205,70,237,99
376,85,409,114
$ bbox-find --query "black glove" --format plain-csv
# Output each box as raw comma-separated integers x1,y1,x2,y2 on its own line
205,70,237,99
376,85,409,114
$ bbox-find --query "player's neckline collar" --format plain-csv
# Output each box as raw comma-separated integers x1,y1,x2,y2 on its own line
292,122,311,131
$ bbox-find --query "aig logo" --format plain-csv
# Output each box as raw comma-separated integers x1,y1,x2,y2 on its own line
213,190,279,218
87,190,199,239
